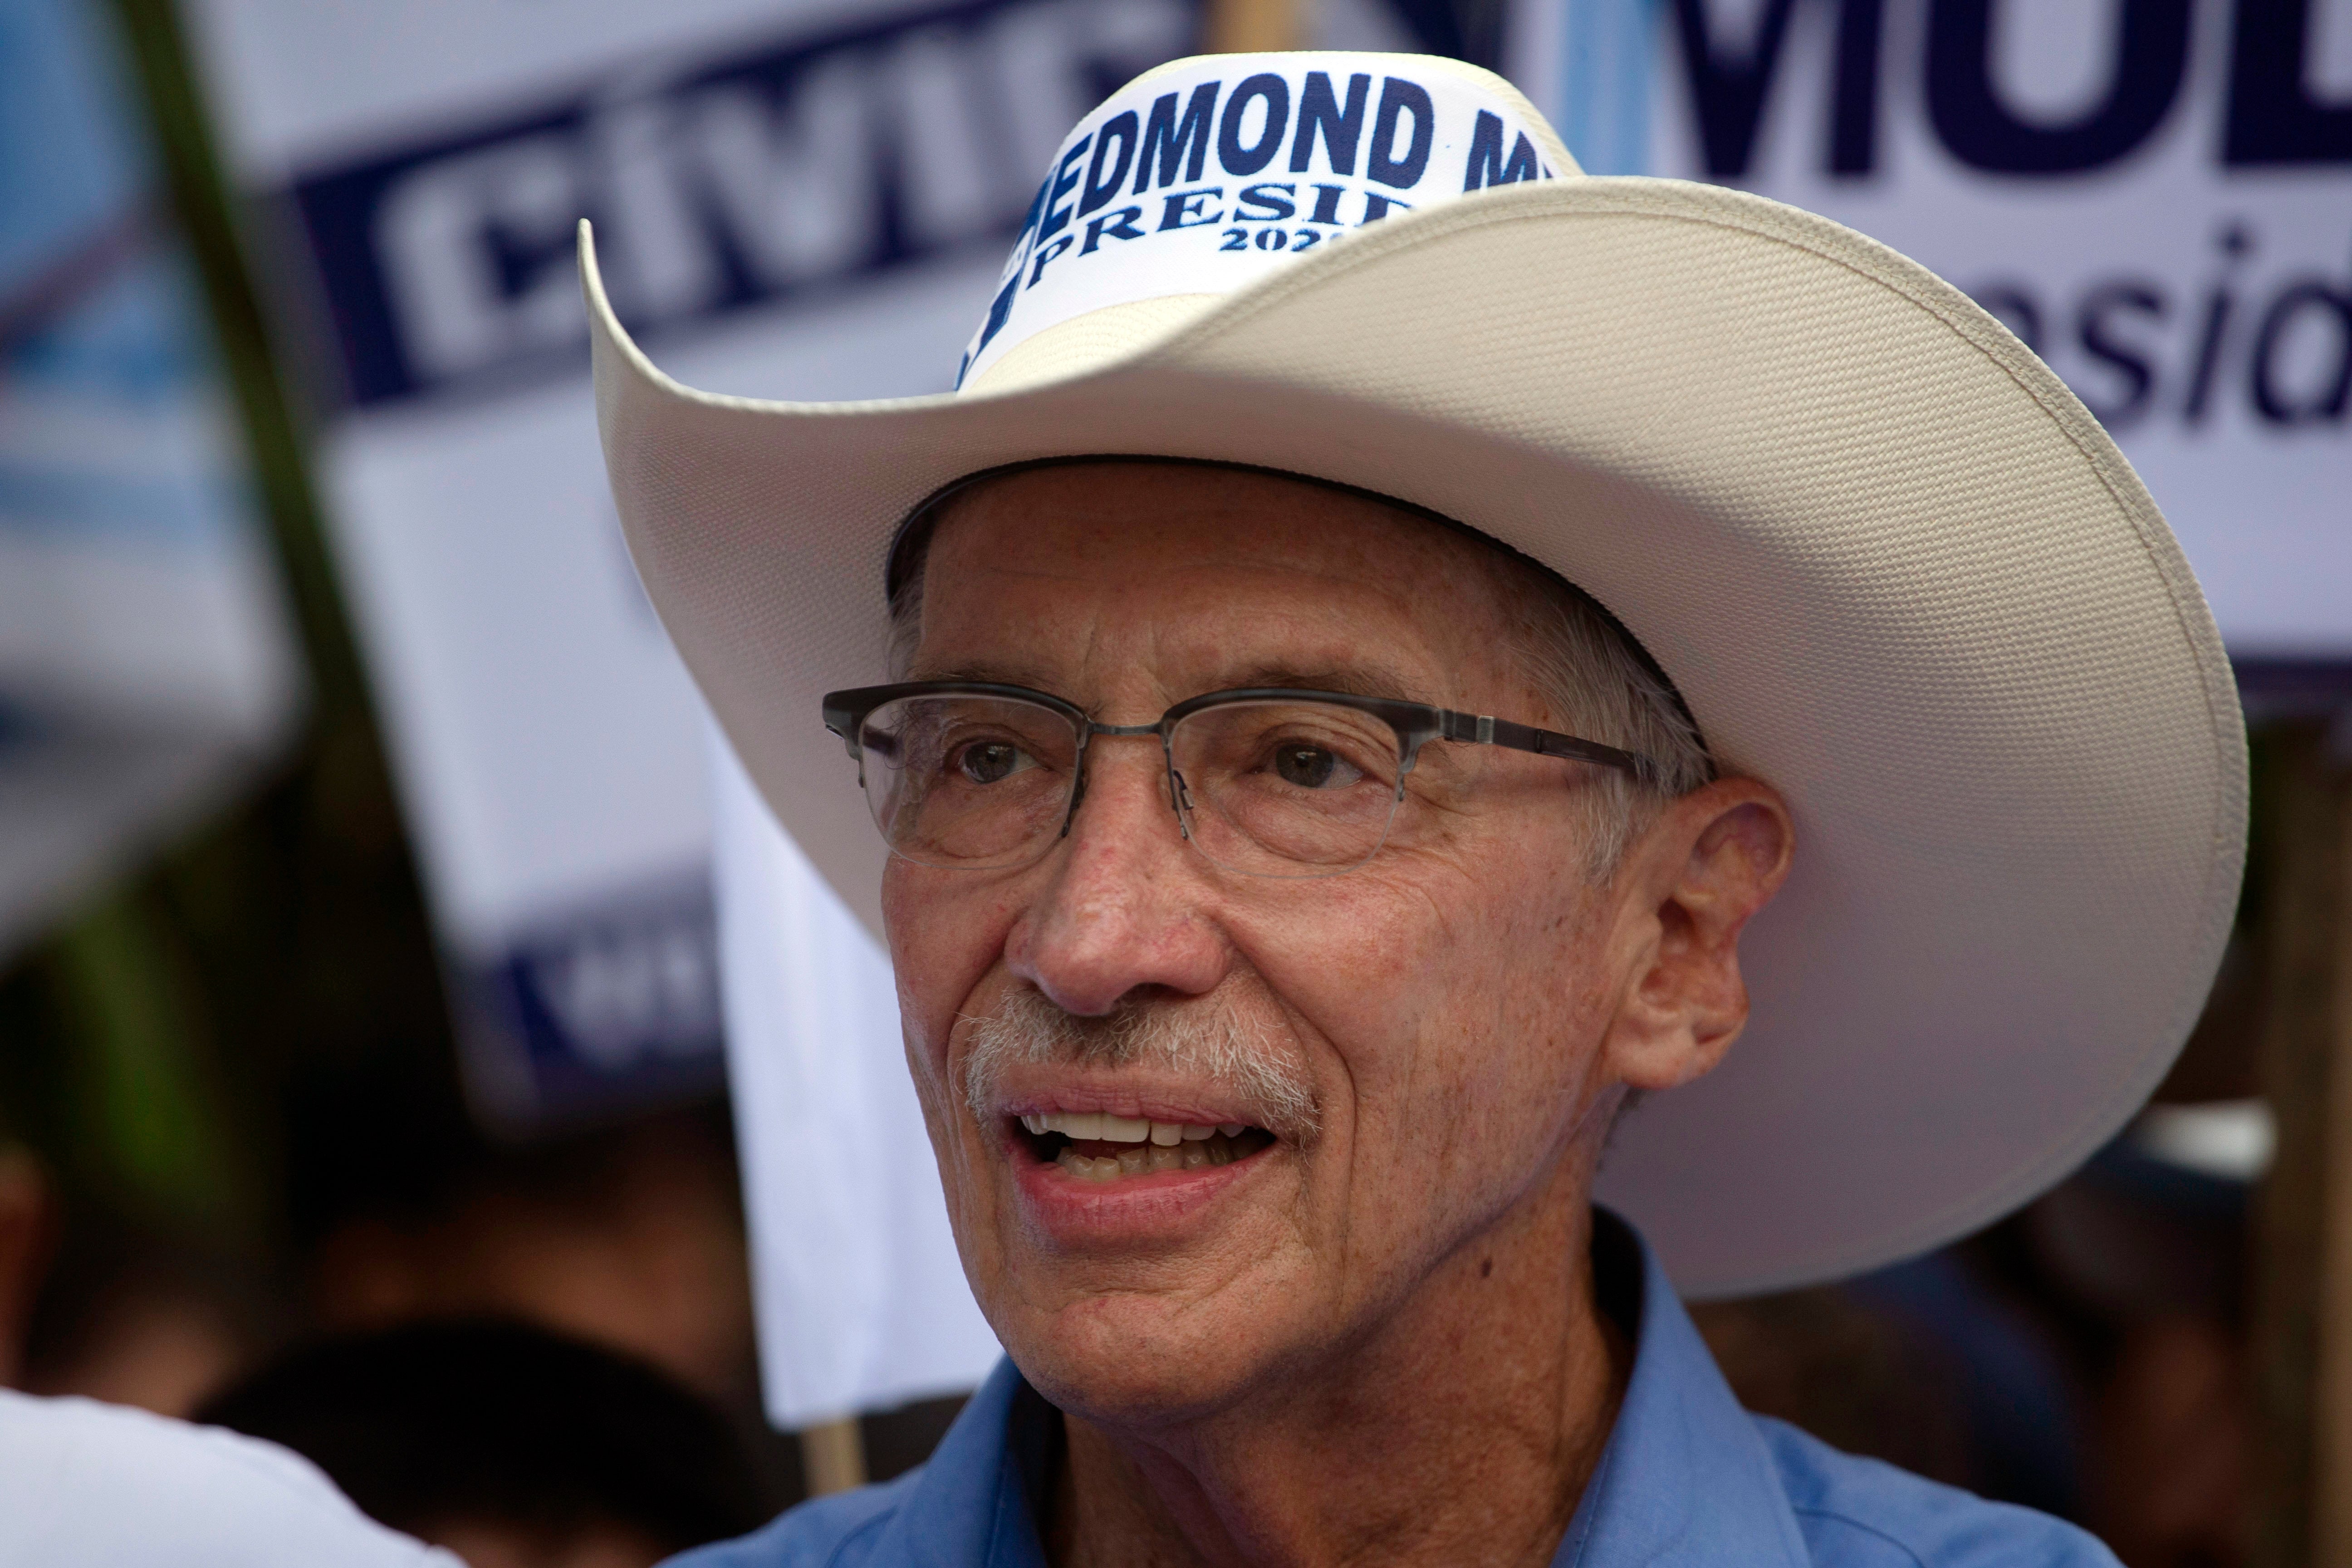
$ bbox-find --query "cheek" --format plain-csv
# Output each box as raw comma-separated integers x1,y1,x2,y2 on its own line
1242,851,1602,1181
882,867,1022,1093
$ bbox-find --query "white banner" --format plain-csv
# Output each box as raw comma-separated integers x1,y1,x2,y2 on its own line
1511,0,2352,657
183,0,1210,1123
181,0,1232,1423
0,0,299,958
179,0,1466,1424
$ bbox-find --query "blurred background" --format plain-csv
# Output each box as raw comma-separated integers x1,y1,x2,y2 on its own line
0,1,2345,1565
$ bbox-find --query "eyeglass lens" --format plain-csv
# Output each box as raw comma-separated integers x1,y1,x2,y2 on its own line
855,694,1407,877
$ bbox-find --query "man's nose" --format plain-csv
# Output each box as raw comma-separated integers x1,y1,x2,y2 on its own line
1004,738,1231,1017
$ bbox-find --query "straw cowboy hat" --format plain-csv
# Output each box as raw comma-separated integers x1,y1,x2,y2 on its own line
582,52,2246,1296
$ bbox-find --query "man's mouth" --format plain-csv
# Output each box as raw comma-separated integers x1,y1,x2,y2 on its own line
1015,1112,1276,1182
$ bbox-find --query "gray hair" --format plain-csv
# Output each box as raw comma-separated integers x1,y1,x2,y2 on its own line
888,478,1713,881
1494,555,1715,877
962,985,1321,1138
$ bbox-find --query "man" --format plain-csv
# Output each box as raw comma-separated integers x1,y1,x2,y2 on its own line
585,52,2244,1568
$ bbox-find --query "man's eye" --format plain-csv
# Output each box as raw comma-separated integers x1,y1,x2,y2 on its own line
955,741,1029,784
1271,744,1362,790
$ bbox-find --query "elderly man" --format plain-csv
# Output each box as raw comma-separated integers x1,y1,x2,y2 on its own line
589,51,2243,1568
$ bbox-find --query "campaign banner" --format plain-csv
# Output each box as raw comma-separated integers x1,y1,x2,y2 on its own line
1510,0,2352,657
182,0,1213,1125
0,0,299,958
181,0,1473,1423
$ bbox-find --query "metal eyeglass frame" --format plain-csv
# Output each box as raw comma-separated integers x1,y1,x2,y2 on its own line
822,681,1661,873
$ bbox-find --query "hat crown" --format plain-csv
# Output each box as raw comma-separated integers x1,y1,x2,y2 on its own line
956,52,1578,391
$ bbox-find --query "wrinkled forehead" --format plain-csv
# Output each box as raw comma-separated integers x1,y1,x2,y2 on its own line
890,459,1525,611
893,461,1547,700
901,461,1536,620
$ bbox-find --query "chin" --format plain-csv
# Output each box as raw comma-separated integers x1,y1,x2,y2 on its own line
998,1284,1292,1428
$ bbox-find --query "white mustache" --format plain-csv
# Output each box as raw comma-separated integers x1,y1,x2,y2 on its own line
961,986,1319,1138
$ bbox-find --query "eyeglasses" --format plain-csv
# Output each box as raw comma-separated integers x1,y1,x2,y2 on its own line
823,682,1658,880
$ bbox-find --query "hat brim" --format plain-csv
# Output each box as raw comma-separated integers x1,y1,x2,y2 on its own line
586,177,2245,1297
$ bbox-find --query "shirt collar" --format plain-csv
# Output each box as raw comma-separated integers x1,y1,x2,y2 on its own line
878,1211,1808,1568
1553,1211,1811,1567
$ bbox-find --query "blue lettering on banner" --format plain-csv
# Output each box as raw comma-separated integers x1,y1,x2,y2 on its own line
473,877,725,1127
1137,82,1221,191
1217,72,1291,176
1926,0,2190,175
1667,0,2352,441
1368,77,1435,188
1028,233,1075,284
970,173,1049,360
1973,222,2352,434
288,0,1200,409
1670,0,1804,179
1039,134,1094,240
2226,0,2352,165
1308,182,1347,223
1464,109,1544,191
1158,184,1225,229
1236,182,1297,221
1081,205,1147,251
1081,111,1141,216
1674,0,2352,181
1290,71,1370,175
2250,279,2352,424
1362,191,1413,223
970,272,1021,359
1009,174,1050,260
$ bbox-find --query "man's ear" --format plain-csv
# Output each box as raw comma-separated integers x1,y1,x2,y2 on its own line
1600,779,1794,1094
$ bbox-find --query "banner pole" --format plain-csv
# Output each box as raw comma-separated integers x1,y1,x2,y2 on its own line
799,1416,869,1497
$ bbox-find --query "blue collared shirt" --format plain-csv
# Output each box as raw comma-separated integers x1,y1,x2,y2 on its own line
674,1216,2117,1568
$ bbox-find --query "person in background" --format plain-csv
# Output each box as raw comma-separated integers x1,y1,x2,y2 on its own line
0,1145,52,1390
299,1098,756,1401
199,1317,767,1568
0,1383,461,1568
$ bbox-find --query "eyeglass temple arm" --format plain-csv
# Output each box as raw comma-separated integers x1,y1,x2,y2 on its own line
1436,709,1659,787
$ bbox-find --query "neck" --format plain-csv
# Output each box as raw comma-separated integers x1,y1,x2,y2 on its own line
1047,1181,1630,1568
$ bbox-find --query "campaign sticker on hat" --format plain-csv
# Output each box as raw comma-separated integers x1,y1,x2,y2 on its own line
956,54,1578,389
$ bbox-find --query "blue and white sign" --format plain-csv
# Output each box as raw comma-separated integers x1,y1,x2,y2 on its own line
0,0,299,958
182,0,1207,1127
176,0,1509,1426
1510,0,2352,656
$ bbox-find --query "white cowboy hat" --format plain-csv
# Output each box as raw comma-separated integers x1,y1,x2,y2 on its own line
583,51,2246,1297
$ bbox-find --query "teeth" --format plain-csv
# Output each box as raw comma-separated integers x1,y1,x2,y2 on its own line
1030,1112,1239,1145
1219,1123,1245,1138
1049,1131,1253,1180
1055,1150,1120,1182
